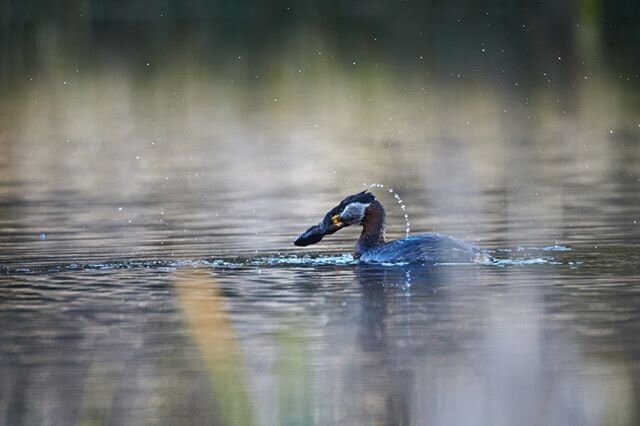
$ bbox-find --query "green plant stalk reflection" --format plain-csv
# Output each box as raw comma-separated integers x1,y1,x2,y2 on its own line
174,269,253,426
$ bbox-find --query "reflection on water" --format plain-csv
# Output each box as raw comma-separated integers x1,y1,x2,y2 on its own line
1,3,640,425
2,259,639,424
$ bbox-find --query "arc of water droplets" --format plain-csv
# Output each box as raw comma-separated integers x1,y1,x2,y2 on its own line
364,183,411,237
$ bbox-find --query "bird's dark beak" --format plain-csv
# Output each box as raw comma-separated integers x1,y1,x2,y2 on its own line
293,214,346,246
294,223,326,246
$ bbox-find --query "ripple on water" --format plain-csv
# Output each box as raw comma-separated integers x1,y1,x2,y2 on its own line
0,247,582,274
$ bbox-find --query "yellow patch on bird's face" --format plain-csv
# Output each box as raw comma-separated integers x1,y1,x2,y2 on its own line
331,214,342,225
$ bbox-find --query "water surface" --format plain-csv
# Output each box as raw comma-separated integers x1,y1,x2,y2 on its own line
1,6,640,425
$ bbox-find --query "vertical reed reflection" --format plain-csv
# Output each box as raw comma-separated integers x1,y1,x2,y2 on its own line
173,269,253,426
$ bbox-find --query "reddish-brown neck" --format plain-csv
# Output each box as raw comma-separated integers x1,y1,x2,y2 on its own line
354,200,386,258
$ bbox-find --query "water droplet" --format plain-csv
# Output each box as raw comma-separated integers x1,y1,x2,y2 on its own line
366,183,411,237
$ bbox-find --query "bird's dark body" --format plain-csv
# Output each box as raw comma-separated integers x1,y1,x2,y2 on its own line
357,233,486,265
294,190,491,266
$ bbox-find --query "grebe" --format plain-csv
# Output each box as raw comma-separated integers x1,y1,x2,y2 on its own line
294,190,491,265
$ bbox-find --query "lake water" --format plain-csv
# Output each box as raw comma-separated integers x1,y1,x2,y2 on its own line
1,14,640,426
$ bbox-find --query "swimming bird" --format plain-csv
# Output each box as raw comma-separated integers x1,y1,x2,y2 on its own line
294,190,491,265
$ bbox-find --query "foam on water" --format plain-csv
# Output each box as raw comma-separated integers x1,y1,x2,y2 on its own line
492,258,550,266
0,254,359,274
541,245,572,251
248,254,356,266
0,246,574,274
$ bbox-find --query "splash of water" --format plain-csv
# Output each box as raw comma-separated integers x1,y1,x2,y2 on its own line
2,250,577,274
364,182,411,237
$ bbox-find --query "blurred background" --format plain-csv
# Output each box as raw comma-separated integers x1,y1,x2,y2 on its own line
1,1,640,425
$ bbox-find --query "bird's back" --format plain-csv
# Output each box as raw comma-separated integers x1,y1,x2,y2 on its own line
358,233,490,265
